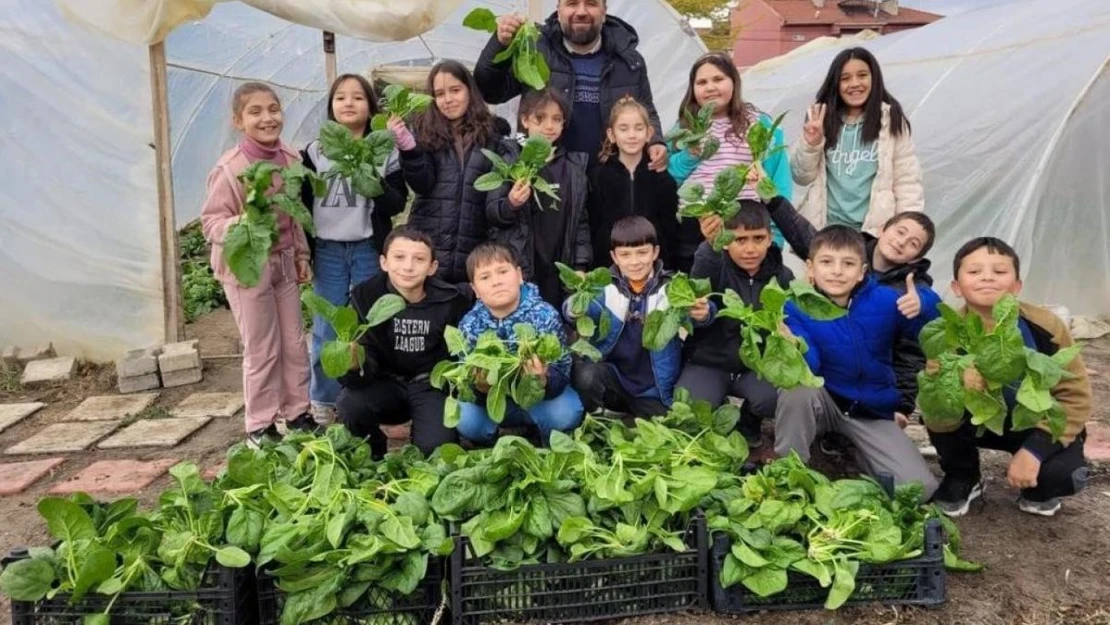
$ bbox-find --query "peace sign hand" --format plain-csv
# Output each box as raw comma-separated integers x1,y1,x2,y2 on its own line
804,103,827,147
896,273,921,319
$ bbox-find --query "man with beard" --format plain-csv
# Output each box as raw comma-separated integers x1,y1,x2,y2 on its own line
475,0,668,170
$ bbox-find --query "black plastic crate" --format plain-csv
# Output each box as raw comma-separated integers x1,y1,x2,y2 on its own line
256,559,446,625
5,550,257,625
709,518,946,613
449,513,707,625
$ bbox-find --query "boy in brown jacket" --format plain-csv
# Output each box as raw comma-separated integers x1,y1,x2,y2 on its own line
927,238,1090,518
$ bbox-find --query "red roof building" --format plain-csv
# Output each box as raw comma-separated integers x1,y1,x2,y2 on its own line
732,0,941,68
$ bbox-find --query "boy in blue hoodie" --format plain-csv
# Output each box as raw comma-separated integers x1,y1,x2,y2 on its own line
567,216,712,418
455,242,584,445
776,225,941,499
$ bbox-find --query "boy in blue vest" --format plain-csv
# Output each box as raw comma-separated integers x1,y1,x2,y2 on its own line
775,225,941,499
567,216,712,417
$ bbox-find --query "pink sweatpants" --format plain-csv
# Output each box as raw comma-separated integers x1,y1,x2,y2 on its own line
223,249,311,433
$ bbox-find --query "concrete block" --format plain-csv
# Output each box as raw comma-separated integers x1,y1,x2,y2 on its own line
49,459,177,496
66,394,159,422
118,373,161,394
159,350,201,373
161,367,202,388
0,458,65,496
5,421,121,455
116,348,159,378
0,403,45,434
98,417,211,449
20,357,77,387
17,344,56,365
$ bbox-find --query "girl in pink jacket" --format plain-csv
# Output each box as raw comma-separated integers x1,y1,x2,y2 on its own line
200,82,317,446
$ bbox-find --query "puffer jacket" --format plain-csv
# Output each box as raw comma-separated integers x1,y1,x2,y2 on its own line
474,13,664,145
791,102,924,236
766,195,932,414
399,136,518,284
487,148,592,279
685,243,794,374
784,276,940,420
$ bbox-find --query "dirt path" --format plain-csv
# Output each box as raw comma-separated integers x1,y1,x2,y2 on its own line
0,309,1107,625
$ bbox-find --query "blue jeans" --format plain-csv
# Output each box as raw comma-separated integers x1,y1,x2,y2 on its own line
457,387,584,445
310,239,380,406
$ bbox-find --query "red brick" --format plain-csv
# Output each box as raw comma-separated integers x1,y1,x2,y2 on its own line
49,459,178,496
0,458,65,496
1085,423,1110,464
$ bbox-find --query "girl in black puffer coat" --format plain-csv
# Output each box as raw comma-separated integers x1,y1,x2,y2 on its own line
389,60,517,284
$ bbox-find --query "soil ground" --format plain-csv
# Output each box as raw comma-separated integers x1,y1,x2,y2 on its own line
1,308,1107,625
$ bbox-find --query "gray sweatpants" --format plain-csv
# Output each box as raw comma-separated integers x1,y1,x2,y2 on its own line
775,387,939,500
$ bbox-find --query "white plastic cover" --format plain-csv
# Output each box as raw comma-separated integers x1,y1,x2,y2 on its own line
741,0,1110,315
1,0,706,359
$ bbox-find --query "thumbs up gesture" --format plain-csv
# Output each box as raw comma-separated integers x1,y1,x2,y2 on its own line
896,273,921,319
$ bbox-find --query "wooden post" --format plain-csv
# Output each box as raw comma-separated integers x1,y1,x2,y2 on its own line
149,41,185,343
323,31,337,86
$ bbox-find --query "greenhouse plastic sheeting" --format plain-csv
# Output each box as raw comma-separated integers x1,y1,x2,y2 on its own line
1,0,162,360
1,0,706,359
741,0,1110,315
55,0,467,44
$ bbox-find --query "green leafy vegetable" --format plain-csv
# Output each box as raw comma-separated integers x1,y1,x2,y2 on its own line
318,120,396,199
916,294,1079,439
667,105,720,161
557,263,613,361
370,84,433,131
642,273,713,351
224,162,323,287
464,9,551,90
715,278,845,389
431,324,566,425
474,136,561,206
301,291,406,378
677,167,746,251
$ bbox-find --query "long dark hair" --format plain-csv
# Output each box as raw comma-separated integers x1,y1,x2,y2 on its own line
516,87,569,137
677,53,759,140
815,47,910,150
412,60,492,152
325,73,379,136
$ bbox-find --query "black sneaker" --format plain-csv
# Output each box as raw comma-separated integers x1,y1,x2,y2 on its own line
932,476,984,518
286,413,323,434
818,432,851,457
246,424,280,449
738,412,764,450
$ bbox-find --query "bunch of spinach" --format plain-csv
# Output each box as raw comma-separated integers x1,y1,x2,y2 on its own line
219,427,453,625
642,272,713,351
224,162,323,287
0,464,250,624
677,166,746,251
301,291,406,378
464,9,551,90
744,112,787,200
557,262,614,362
714,278,845,390
667,105,720,161
705,453,980,610
474,136,561,205
916,294,1080,439
432,324,566,427
318,121,396,199
370,84,433,131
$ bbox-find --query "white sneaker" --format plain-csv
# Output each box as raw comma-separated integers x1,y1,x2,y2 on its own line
1017,496,1061,517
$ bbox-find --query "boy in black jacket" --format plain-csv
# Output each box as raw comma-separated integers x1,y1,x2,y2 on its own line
338,226,473,458
677,201,794,447
768,200,937,426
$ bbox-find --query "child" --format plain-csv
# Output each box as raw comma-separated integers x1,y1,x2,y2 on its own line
793,47,923,234
678,202,793,448
568,217,712,418
388,60,517,284
926,238,1090,517
668,53,791,272
588,97,680,270
301,73,409,421
455,242,584,445
775,226,941,499
763,195,937,425
337,227,471,458
200,82,315,446
487,88,591,309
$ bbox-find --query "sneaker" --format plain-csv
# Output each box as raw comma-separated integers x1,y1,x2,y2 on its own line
738,413,764,450
246,424,280,449
818,432,851,457
286,413,323,435
1017,496,1061,517
932,476,984,518
310,403,337,426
